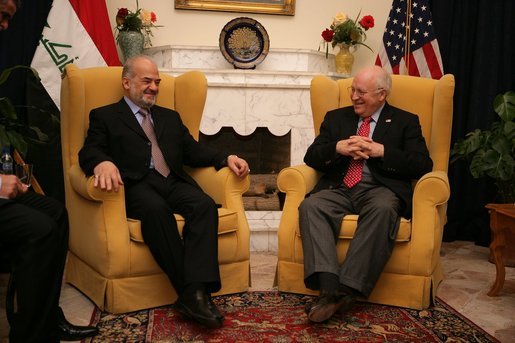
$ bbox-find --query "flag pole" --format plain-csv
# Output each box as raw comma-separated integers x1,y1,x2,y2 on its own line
404,0,412,74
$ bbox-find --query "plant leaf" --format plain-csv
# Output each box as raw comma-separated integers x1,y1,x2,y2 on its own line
0,65,39,86
5,131,28,156
0,97,18,120
493,91,515,122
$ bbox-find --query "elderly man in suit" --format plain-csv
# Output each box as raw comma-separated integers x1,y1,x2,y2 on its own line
300,65,433,322
79,55,250,329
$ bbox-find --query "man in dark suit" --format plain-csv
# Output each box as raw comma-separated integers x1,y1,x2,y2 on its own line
79,55,250,329
300,65,433,322
0,0,99,341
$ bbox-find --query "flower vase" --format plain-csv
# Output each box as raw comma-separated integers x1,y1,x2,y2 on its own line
335,44,354,76
117,31,145,61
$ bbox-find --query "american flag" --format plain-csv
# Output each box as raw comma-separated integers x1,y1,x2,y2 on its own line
375,0,443,79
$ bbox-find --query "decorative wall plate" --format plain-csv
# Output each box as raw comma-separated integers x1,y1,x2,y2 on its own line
219,17,270,69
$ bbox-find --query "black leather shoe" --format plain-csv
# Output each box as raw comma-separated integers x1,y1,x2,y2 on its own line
175,290,223,328
207,294,224,321
57,307,99,341
307,292,356,323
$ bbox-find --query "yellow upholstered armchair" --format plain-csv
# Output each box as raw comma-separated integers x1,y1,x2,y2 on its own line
60,64,250,313
276,74,455,310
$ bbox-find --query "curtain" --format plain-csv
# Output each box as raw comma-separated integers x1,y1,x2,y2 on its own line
430,0,515,245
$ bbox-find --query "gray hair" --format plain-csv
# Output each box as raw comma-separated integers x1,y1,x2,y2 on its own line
375,68,392,96
122,55,156,79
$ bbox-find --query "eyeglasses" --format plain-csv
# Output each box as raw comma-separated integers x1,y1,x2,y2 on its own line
347,87,384,97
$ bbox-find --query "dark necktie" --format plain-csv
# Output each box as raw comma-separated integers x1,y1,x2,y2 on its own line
139,108,170,177
343,116,372,188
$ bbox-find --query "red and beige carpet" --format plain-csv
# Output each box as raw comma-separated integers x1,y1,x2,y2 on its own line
84,291,499,342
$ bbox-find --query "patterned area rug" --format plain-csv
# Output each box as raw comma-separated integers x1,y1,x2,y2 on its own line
84,291,499,342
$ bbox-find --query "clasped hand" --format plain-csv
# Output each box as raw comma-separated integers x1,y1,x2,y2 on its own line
0,174,29,199
336,136,384,160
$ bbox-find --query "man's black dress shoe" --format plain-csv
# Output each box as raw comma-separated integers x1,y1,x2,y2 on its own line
57,307,99,341
307,292,356,323
175,290,223,328
207,294,224,321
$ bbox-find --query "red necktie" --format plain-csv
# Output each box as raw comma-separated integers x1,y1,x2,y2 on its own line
343,117,372,188
139,108,170,177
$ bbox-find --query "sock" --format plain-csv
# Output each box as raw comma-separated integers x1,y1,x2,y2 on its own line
318,272,340,294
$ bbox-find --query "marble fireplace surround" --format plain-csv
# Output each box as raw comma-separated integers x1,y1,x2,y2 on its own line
145,45,344,251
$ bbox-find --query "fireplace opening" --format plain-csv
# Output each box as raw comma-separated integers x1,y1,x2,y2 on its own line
199,127,290,211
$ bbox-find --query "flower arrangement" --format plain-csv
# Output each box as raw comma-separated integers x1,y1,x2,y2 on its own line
320,10,375,58
115,0,160,47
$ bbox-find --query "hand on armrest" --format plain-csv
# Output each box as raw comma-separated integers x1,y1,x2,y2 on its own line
69,164,125,202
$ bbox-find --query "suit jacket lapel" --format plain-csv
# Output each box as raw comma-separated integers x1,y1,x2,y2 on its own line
116,99,147,139
372,102,393,142
341,108,360,139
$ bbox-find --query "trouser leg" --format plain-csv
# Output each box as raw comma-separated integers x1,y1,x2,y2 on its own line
299,188,352,290
339,178,401,296
126,172,220,294
0,192,68,343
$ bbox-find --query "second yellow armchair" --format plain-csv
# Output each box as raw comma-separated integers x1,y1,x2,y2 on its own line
275,74,455,310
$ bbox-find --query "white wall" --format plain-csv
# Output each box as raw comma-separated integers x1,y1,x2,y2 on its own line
106,0,392,74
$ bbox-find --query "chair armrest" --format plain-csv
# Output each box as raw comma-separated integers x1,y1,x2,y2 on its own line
409,170,450,274
186,166,251,262
277,165,322,261
67,164,131,276
186,166,250,209
277,164,321,196
68,164,126,202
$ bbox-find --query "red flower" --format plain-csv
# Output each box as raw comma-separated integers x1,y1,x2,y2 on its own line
359,15,375,30
116,7,129,19
321,28,335,43
150,11,157,23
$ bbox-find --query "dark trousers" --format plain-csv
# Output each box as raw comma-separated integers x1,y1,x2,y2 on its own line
0,192,68,343
125,170,221,294
299,175,401,297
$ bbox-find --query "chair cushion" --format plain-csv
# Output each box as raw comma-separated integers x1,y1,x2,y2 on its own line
339,215,412,242
128,208,238,243
295,215,412,242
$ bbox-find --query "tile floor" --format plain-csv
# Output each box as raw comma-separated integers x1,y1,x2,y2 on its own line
1,241,514,342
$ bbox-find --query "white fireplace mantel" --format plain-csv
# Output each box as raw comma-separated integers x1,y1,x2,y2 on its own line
145,45,345,166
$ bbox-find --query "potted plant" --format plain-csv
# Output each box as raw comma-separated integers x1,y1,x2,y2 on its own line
450,91,515,203
0,66,59,157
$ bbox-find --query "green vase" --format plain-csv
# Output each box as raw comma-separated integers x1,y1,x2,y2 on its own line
117,31,145,61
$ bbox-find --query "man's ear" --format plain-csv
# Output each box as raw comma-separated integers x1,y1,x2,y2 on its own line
379,89,387,102
122,77,130,90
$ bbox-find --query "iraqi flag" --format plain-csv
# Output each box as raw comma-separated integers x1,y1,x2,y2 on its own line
30,0,120,109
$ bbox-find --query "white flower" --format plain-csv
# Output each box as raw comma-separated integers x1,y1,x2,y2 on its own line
332,12,348,26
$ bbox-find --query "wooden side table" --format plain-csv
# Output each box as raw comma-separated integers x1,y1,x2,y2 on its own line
485,203,515,296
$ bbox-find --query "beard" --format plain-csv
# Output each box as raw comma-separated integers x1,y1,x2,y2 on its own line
130,88,157,108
